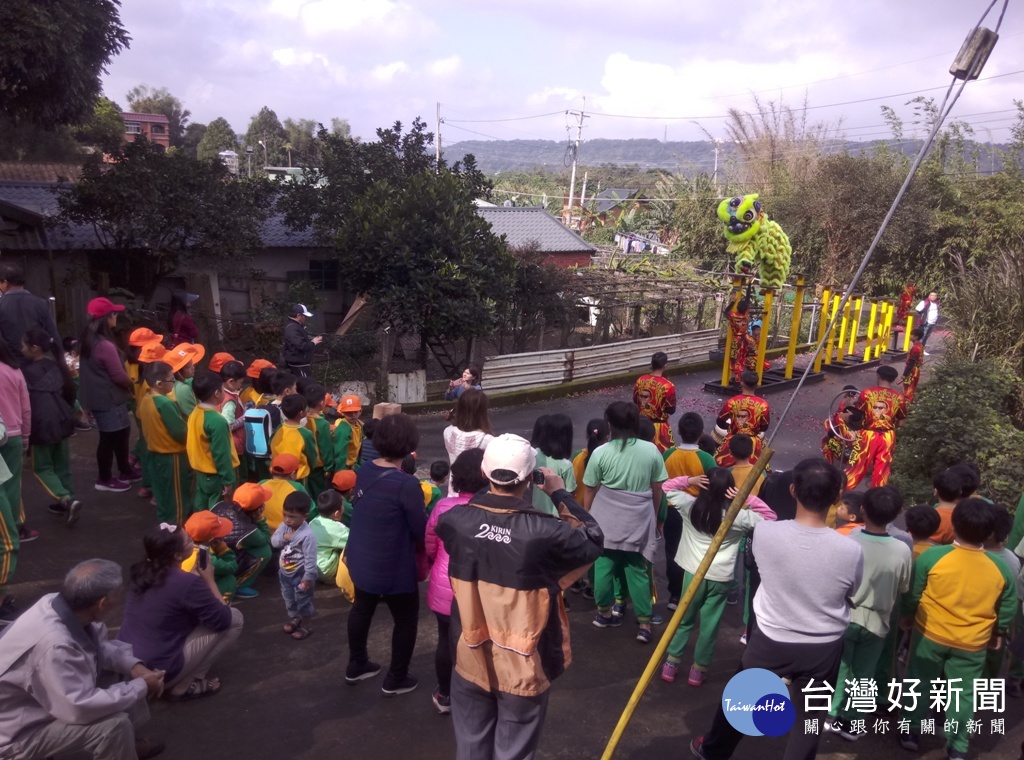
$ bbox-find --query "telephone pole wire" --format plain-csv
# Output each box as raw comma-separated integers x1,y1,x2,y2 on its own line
565,99,589,229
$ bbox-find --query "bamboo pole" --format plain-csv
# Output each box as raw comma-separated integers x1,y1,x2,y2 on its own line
599,448,775,760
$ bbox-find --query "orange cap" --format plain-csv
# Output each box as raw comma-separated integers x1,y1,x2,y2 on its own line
337,394,362,413
138,341,168,363
208,352,236,373
165,345,196,374
184,511,233,543
246,358,276,379
129,327,164,347
332,469,357,491
270,453,300,476
233,482,273,511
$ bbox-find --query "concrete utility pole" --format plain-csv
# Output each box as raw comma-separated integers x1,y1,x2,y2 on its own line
436,102,443,168
713,138,722,195
565,99,589,228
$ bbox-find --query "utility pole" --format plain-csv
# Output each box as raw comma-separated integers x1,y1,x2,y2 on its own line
713,138,722,195
436,102,443,168
565,99,589,229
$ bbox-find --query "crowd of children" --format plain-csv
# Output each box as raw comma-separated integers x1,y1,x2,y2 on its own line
1,304,1023,760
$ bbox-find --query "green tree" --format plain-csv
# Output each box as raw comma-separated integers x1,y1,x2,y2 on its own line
180,122,207,159
196,117,238,162
283,117,318,167
56,138,277,292
71,96,124,151
0,0,130,127
330,117,352,139
125,84,191,147
244,106,288,167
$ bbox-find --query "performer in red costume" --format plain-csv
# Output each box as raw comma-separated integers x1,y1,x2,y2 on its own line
902,327,925,403
714,370,770,467
633,351,677,452
845,365,907,489
820,385,862,466
725,295,751,385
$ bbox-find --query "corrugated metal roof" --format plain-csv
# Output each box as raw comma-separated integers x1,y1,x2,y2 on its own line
592,187,639,214
477,206,595,253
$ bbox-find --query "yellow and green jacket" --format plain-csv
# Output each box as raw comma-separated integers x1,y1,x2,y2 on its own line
187,404,240,485
260,477,308,532
903,544,1017,652
138,394,187,454
306,412,336,474
333,417,363,470
271,422,318,482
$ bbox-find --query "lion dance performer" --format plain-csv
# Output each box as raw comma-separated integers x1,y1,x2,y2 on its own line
902,327,925,402
821,385,862,466
718,194,792,291
896,281,917,322
845,365,907,490
744,320,771,375
714,370,770,467
725,295,752,384
633,351,677,452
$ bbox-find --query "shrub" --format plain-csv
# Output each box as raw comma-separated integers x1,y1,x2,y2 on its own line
890,360,1024,508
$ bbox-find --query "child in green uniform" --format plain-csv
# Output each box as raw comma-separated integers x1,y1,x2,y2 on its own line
261,453,310,531
303,384,335,499
424,461,448,515
271,394,318,488
21,327,80,526
310,490,351,593
530,414,576,517
330,469,356,526
231,482,274,599
167,343,204,418
183,509,238,601
186,371,239,511
332,394,364,471
138,361,193,523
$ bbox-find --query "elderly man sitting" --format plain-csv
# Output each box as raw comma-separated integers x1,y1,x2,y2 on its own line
0,559,165,760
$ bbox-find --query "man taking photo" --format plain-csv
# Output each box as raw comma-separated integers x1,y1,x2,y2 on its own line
280,303,322,378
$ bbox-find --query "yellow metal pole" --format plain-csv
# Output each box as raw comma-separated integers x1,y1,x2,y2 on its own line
784,275,806,379
863,301,878,362
836,297,852,363
823,294,840,365
720,281,742,387
812,287,831,374
755,289,775,385
847,296,863,356
876,302,891,359
599,449,775,760
903,314,915,352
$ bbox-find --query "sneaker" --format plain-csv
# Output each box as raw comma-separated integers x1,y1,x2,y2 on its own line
121,469,143,483
923,351,931,356
234,587,259,599
740,632,748,646
569,579,587,594
946,749,967,760
18,526,39,543
0,595,18,626
661,661,679,683
900,732,920,752
432,688,452,714
636,628,653,644
667,596,680,611
611,602,626,618
582,586,595,601
687,666,706,687
65,500,82,527
75,420,92,431
47,502,69,517
689,737,710,759
137,487,153,498
824,717,863,742
345,660,382,684
726,589,740,605
95,478,131,492
649,613,664,625
592,613,622,628
381,674,418,696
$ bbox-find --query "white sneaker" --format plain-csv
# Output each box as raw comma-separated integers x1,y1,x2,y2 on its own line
923,351,931,356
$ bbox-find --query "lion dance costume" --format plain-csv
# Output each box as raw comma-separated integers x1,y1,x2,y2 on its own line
844,386,907,490
902,339,924,402
714,392,770,468
725,297,751,384
633,373,677,452
718,194,792,291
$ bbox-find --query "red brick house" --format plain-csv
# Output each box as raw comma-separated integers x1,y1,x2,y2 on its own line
121,112,170,150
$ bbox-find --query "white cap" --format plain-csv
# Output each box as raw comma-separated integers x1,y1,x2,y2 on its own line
482,434,536,486
292,303,314,318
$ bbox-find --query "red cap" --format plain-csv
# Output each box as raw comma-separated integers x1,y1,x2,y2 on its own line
86,297,126,319
184,511,233,543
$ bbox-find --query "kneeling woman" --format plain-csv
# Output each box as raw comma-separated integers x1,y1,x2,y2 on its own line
119,524,243,701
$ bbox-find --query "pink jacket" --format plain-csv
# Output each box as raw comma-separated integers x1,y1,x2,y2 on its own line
0,363,31,439
425,493,472,616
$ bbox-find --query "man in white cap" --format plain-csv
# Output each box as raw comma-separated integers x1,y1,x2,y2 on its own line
436,434,603,760
280,304,321,378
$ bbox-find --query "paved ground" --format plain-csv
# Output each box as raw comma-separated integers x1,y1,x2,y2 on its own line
7,332,1023,759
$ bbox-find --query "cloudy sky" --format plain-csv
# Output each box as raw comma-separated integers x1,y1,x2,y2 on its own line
103,0,1023,147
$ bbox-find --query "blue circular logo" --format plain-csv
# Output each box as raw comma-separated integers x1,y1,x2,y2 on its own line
721,668,796,737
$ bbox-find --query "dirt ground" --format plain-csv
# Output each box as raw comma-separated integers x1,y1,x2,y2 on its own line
7,331,1022,759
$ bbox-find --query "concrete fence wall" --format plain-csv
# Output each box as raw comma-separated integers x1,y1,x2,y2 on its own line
482,330,719,394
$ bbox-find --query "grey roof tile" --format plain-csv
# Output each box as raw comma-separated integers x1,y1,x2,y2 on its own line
592,187,639,214
477,206,595,253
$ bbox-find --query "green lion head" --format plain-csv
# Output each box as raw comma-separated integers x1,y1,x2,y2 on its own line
717,194,763,243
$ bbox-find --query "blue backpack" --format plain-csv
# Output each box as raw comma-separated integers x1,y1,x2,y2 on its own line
243,408,273,458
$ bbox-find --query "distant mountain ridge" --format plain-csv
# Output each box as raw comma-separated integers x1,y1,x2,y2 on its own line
443,137,1007,175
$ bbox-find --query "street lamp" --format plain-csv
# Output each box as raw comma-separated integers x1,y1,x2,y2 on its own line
258,139,268,168
245,145,253,178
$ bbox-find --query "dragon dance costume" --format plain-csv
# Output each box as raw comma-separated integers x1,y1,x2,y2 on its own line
845,385,907,490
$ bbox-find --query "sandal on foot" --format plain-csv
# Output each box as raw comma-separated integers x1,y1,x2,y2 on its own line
166,677,221,702
291,625,313,640
282,618,302,634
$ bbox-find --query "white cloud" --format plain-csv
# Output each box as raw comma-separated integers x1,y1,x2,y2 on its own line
525,86,584,108
429,55,461,77
371,61,409,82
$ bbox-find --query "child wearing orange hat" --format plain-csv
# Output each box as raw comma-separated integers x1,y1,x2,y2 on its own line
217,360,248,476
186,371,238,511
182,510,238,601
127,330,166,498
330,469,357,526
270,395,318,488
138,360,193,524
207,352,235,374
333,394,364,472
302,384,335,499
240,359,276,407
260,453,310,531
225,482,274,599
167,343,206,418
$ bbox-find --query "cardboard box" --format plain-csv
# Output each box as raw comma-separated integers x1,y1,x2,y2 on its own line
372,402,402,420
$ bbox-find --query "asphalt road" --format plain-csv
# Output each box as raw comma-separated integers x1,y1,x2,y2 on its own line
8,333,1022,759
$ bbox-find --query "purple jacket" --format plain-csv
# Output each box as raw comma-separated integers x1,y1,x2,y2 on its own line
425,493,472,616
